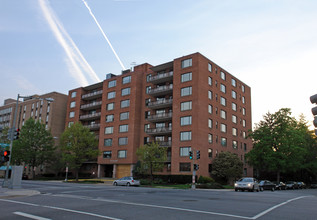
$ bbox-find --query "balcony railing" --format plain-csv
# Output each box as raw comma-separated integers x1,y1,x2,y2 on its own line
155,141,172,147
148,84,173,97
147,99,173,109
84,123,100,130
80,101,102,110
145,126,172,135
147,112,172,122
79,112,101,121
82,90,103,100
148,71,173,84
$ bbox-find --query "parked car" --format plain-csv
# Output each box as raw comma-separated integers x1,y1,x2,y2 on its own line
297,182,306,189
273,181,286,190
285,181,299,189
310,183,317,189
234,177,260,192
259,180,276,191
113,176,140,186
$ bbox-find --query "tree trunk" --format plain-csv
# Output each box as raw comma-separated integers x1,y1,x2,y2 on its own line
75,168,79,182
32,166,36,180
150,162,153,185
277,170,280,183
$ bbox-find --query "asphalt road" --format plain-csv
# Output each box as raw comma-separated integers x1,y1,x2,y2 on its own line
0,180,317,220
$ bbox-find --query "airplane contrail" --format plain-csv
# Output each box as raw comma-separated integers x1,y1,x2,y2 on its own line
82,0,126,70
38,0,101,85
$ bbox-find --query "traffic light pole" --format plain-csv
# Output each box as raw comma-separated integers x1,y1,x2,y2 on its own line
191,152,196,189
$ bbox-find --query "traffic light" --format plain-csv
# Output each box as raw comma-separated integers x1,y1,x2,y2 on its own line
4,150,10,162
194,164,199,171
196,150,200,160
13,128,20,140
310,94,317,135
189,151,193,160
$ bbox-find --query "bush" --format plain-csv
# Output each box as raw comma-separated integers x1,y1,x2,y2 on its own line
198,176,214,184
196,182,224,189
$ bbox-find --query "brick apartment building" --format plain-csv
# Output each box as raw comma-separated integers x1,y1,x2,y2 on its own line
65,52,252,179
0,92,68,176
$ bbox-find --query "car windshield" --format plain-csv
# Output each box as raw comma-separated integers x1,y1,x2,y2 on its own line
240,178,253,182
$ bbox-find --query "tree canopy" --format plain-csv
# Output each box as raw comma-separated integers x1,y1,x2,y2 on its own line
59,122,99,181
12,118,55,178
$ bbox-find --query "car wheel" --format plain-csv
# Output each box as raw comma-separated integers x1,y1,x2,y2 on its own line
256,187,260,192
235,189,238,191
127,182,131,187
271,187,275,191
260,187,264,191
113,182,117,186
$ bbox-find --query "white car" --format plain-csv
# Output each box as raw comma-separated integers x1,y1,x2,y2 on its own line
113,176,140,186
234,177,260,192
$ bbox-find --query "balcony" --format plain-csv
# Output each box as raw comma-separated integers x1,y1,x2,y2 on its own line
148,84,173,97
82,90,103,100
146,126,172,135
156,141,172,147
80,101,102,110
84,123,100,130
147,99,173,110
79,112,101,121
147,112,172,122
148,71,173,84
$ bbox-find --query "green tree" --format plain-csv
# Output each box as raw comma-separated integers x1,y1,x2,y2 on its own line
0,127,10,144
246,108,306,182
12,118,55,179
136,142,167,183
59,122,99,181
211,151,243,184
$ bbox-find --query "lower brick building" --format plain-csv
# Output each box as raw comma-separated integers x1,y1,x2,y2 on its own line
65,52,253,179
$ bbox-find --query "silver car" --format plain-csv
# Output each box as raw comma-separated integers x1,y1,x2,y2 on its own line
113,176,140,186
234,177,260,192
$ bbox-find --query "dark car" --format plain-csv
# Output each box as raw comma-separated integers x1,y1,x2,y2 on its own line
273,181,286,190
310,183,317,189
285,181,299,189
259,180,276,191
297,182,306,189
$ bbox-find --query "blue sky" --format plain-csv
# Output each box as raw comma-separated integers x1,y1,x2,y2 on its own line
1,0,317,127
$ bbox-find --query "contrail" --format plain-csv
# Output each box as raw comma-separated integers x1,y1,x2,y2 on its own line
82,0,126,70
38,0,101,85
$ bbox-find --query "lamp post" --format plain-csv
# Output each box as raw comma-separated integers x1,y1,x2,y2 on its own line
2,94,54,188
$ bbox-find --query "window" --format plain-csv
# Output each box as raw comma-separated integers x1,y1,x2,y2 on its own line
105,126,113,134
71,91,77,98
242,85,245,93
242,108,246,115
180,147,192,157
103,151,112,159
232,115,237,123
146,74,151,82
118,137,128,145
146,86,151,94
242,96,245,104
244,143,247,152
220,97,226,106
220,124,227,133
243,119,246,127
232,140,238,149
220,84,226,93
121,88,131,96
208,91,212,100
181,116,192,126
231,78,236,87
122,75,131,84
181,58,192,68
208,105,212,114
221,137,227,147
208,133,213,143
121,99,130,108
232,90,237,99
119,124,129,133
118,150,127,158
68,122,74,127
179,163,191,172
106,114,114,122
181,72,192,82
208,63,212,72
69,112,75,118
232,102,237,111
181,101,192,111
180,131,191,141
104,139,112,146
107,103,114,111
144,124,150,132
208,77,212,86
221,71,226,80
208,148,213,158
107,91,116,99
220,110,226,119
120,112,129,120
232,128,237,136
208,119,213,128
108,80,116,88
70,101,76,108
181,86,192,96
243,131,246,138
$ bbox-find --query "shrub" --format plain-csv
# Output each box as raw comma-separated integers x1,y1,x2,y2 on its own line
198,176,214,184
196,182,224,189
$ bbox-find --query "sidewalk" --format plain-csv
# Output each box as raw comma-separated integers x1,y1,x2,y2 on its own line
0,186,40,198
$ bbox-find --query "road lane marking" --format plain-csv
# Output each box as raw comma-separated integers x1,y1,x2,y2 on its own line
14,212,51,220
251,196,313,219
0,199,122,220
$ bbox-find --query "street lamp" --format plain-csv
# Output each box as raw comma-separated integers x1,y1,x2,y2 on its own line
2,94,54,188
